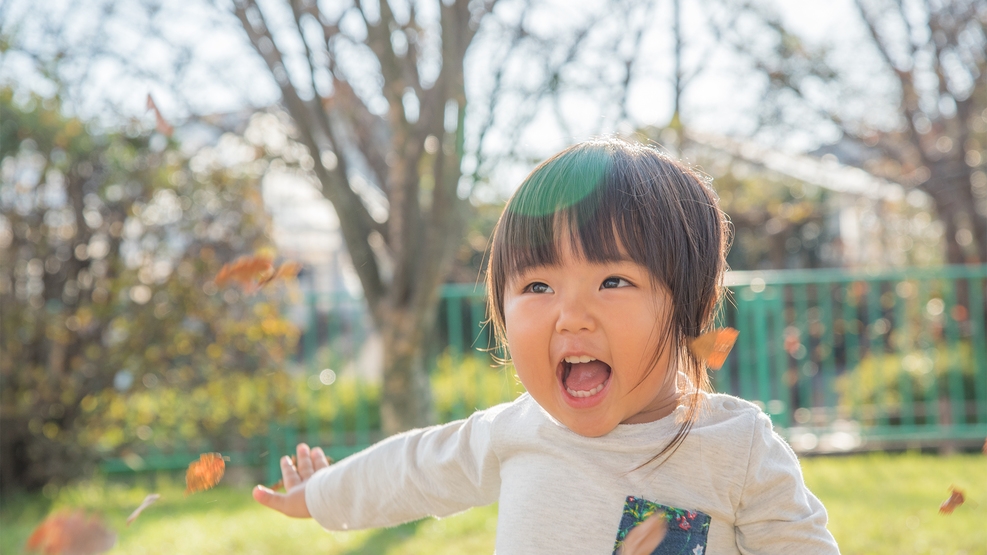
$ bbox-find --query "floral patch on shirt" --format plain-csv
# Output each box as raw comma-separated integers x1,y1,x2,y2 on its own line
612,496,711,555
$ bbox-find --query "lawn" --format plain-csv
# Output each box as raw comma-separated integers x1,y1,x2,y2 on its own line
1,452,983,554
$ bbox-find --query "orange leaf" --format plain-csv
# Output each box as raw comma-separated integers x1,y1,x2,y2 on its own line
939,486,965,515
125,493,161,526
687,328,739,370
214,256,274,289
214,256,300,294
26,510,116,555
185,453,226,496
257,261,301,288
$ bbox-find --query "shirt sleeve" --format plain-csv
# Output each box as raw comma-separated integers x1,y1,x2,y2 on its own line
304,406,503,531
734,411,840,554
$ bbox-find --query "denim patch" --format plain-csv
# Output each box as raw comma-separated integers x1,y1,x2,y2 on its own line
612,496,711,555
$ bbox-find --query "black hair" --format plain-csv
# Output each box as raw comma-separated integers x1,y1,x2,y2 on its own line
485,137,730,464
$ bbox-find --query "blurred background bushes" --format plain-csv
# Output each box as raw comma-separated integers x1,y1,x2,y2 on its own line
0,88,298,494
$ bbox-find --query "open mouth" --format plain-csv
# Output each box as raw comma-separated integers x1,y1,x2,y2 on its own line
560,356,612,398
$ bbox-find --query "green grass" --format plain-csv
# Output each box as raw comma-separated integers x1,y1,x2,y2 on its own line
800,452,986,555
1,453,983,554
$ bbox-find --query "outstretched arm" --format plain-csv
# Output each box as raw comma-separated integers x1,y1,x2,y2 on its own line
253,443,331,518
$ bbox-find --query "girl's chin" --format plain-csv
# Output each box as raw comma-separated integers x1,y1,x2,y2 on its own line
560,415,617,438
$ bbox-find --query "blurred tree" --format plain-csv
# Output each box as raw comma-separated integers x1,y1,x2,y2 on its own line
708,0,987,264
0,88,298,494
219,0,491,433
1,0,674,435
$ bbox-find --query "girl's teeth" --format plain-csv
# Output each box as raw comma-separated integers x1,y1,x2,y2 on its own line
564,355,596,363
566,381,606,398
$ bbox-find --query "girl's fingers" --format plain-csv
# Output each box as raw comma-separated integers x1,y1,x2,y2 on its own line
281,455,302,490
296,443,314,479
311,446,330,471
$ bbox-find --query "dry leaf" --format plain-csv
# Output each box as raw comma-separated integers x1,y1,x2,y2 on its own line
125,493,161,526
214,256,273,291
939,486,965,515
687,328,739,369
257,261,302,287
145,94,173,137
185,453,226,496
26,510,116,555
618,512,667,555
214,256,299,294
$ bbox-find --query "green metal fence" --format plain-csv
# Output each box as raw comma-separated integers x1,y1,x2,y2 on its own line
717,265,987,453
102,265,987,483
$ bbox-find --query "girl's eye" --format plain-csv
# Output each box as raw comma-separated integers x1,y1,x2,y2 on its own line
524,282,553,294
601,276,631,289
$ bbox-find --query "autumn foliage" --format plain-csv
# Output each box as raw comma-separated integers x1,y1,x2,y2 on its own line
1,88,299,494
939,486,966,515
185,452,227,495
687,328,739,370
214,256,301,294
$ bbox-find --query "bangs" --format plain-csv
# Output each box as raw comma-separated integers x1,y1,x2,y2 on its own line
492,140,666,285
487,138,727,344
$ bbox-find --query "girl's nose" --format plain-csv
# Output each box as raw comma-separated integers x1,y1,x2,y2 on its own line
555,296,596,333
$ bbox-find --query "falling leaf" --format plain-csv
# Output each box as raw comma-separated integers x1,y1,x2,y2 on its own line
185,453,226,496
214,256,273,290
618,512,667,555
26,509,116,555
145,94,173,137
257,261,302,287
687,328,739,369
214,256,299,294
939,486,965,515
125,494,161,526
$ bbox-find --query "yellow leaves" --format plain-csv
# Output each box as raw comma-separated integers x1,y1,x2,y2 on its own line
176,338,195,356
98,426,124,451
80,395,98,412
108,397,126,421
42,422,60,440
75,307,94,329
261,317,288,336
134,395,156,426
206,344,223,359
246,326,263,342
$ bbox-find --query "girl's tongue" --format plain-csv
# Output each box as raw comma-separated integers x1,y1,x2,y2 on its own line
564,361,611,393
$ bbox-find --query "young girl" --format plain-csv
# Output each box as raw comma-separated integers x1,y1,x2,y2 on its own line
253,138,840,554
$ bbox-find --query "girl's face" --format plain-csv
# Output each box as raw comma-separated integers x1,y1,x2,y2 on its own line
503,240,680,437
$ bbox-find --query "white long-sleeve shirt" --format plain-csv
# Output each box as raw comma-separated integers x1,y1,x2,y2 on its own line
306,392,839,554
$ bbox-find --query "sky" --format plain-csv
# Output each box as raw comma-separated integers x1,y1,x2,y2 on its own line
1,0,865,136
0,0,881,203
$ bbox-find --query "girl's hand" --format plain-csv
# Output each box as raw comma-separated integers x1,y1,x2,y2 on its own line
252,443,331,518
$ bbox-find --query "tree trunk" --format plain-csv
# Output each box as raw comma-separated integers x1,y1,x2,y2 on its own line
379,305,437,434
